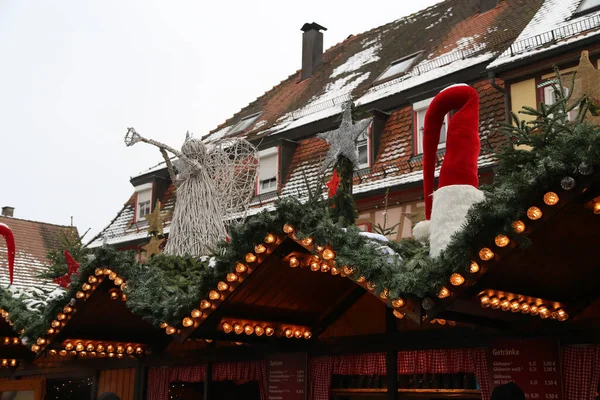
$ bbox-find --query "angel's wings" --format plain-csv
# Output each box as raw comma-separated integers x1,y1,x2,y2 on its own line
205,138,259,217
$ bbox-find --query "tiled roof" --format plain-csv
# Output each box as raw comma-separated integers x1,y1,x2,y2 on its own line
0,216,77,293
202,0,543,142
489,0,600,68
92,74,507,248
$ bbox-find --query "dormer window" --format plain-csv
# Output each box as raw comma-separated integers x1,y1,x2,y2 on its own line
230,112,262,135
576,0,600,15
135,183,153,222
375,52,420,83
257,147,279,195
413,97,447,155
356,129,370,170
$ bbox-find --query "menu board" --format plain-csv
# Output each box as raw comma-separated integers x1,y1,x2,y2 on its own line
489,338,562,400
267,353,307,400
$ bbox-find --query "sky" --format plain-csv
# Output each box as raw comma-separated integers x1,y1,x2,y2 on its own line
0,0,443,241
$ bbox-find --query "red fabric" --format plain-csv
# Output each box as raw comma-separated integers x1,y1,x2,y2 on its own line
326,170,340,198
147,364,205,400
0,223,15,284
422,84,480,219
309,349,490,400
53,250,81,288
213,360,268,400
562,345,600,400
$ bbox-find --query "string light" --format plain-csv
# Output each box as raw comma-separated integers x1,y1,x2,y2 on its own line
244,325,254,335
95,268,103,276
166,326,176,335
470,261,480,274
82,283,91,291
254,244,266,254
450,273,465,286
265,234,276,244
510,300,520,313
301,237,313,246
217,282,229,291
200,300,212,309
57,313,66,321
494,235,510,247
479,291,567,321
226,273,238,283
294,330,302,339
191,309,202,318
109,272,117,280
392,298,405,308
88,276,97,284
479,248,494,261
222,323,233,334
289,257,300,268
520,303,530,314
234,324,244,335
86,343,94,352
530,305,539,316
254,326,264,336
303,331,312,339
512,220,526,233
114,277,123,286
51,320,60,328
393,310,404,319
527,207,542,220
331,266,340,275
245,253,256,263
322,249,335,260
75,343,84,352
183,318,194,328
320,264,330,273
283,224,294,233
236,263,247,273
438,287,450,299
265,327,274,336
543,192,559,205
310,261,320,271
209,290,220,301
480,296,490,307
284,329,293,338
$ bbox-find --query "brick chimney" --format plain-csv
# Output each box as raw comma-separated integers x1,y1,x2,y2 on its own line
480,0,499,13
1,206,14,217
300,22,327,81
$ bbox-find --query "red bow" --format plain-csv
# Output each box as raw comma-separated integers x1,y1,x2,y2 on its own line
53,250,80,289
0,223,15,285
326,170,341,198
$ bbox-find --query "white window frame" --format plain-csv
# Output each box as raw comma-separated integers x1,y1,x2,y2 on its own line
577,0,600,14
414,97,448,155
230,112,262,134
541,80,578,122
135,183,153,222
356,126,370,170
375,52,421,83
257,147,279,195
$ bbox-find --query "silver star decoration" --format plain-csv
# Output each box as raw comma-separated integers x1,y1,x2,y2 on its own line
317,103,371,172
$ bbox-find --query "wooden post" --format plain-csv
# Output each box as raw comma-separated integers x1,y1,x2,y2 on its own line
204,362,212,400
385,308,398,400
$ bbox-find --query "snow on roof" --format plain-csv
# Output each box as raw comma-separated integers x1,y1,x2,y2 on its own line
489,0,600,68
330,38,382,78
204,125,233,144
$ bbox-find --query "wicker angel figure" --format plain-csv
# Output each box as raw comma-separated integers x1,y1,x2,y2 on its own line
125,128,258,257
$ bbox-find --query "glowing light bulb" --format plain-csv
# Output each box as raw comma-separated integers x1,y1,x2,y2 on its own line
392,298,405,308
265,234,276,244
527,207,542,220
47,328,54,335
95,268,103,276
36,338,45,345
379,289,389,300
304,331,312,339
450,273,465,286
343,266,354,276
63,306,73,314
108,352,115,358
191,309,202,318
86,343,94,352
244,325,253,335
254,326,264,336
183,318,194,327
65,342,73,351
520,303,530,314
510,300,520,313
88,276,97,283
200,300,212,309
57,313,66,321
217,282,229,291
284,329,293,338
108,272,117,280
310,262,320,271
159,322,168,329
479,248,494,261
470,261,480,274
438,287,450,299
49,349,57,356
294,330,302,339
265,327,274,336
500,299,510,311
245,253,256,263
114,277,123,286
512,220,526,233
110,290,119,300
226,273,238,283
594,202,600,214
76,342,84,352
116,345,124,354
289,257,300,268
539,306,550,319
209,290,220,301
530,305,539,316
543,192,559,206
357,276,366,283
283,224,294,234
96,344,104,352
51,320,60,328
393,310,405,319
136,346,143,355
222,323,233,334
166,326,176,335
557,309,568,321
495,235,510,248
331,266,340,275
1,360,7,367
234,324,243,335
254,244,266,254
82,283,91,291
236,263,248,273
322,249,335,260
480,296,491,308
321,264,330,273
59,350,67,356
9,360,16,367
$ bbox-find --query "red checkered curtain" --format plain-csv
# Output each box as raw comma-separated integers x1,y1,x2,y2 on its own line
333,352,387,375
146,364,205,400
309,356,333,400
397,348,491,400
562,345,600,400
213,360,269,400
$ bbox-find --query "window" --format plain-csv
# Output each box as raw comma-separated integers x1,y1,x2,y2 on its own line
135,183,153,221
413,97,448,154
375,53,420,83
230,112,262,134
576,0,600,14
257,147,278,195
356,129,369,170
541,80,578,121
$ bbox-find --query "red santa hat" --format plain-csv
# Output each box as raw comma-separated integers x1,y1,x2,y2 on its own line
413,84,485,256
0,223,15,284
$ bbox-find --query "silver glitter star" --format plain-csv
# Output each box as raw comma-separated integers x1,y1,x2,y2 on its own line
317,103,371,172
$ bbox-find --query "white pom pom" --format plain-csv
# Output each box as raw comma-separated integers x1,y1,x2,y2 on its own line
413,220,431,243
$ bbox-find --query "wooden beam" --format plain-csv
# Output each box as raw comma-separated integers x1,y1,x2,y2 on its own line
312,286,366,338
385,308,397,400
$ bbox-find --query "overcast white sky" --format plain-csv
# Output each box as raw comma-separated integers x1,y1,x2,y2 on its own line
0,0,443,240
